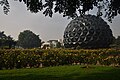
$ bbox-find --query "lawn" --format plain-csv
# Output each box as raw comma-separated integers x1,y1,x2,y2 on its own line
0,65,120,80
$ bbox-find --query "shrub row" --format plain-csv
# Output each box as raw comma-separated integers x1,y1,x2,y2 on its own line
0,49,120,69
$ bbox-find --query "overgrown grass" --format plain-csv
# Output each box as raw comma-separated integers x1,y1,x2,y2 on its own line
0,65,120,80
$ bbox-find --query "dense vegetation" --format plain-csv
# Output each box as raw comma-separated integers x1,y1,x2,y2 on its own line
0,31,16,49
0,49,120,69
0,65,120,80
112,36,120,48
17,30,41,49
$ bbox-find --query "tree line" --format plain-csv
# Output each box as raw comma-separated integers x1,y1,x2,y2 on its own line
0,30,120,49
0,30,41,49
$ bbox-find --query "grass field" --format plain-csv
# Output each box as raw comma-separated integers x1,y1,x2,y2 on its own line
0,65,120,80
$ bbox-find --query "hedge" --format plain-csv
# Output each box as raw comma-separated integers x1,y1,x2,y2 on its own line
0,49,120,69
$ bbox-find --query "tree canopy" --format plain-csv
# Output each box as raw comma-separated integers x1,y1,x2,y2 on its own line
0,31,16,49
0,0,120,22
17,30,41,49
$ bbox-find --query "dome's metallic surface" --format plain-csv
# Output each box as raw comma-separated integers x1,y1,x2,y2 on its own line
63,15,113,49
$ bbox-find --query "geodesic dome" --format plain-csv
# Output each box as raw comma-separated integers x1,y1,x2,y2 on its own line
63,15,113,49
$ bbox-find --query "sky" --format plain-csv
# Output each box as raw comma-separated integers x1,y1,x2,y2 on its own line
0,1,120,41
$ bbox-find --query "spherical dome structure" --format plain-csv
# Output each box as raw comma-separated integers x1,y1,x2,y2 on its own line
63,15,113,49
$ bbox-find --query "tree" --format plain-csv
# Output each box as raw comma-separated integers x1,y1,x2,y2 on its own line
114,36,120,47
56,42,61,48
0,31,16,49
0,0,120,22
110,36,120,48
17,30,41,49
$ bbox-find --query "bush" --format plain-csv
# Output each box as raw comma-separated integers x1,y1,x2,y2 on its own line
0,48,120,69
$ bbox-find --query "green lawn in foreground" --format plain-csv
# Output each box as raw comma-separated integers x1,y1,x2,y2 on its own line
0,65,120,80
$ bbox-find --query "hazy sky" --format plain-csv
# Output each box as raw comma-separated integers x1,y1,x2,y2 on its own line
0,1,120,41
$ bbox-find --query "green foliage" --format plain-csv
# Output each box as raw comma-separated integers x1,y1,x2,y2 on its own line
17,30,41,49
0,0,10,15
115,36,120,47
0,0,120,22
55,42,61,48
110,36,120,48
16,0,120,21
0,49,120,69
0,31,16,49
